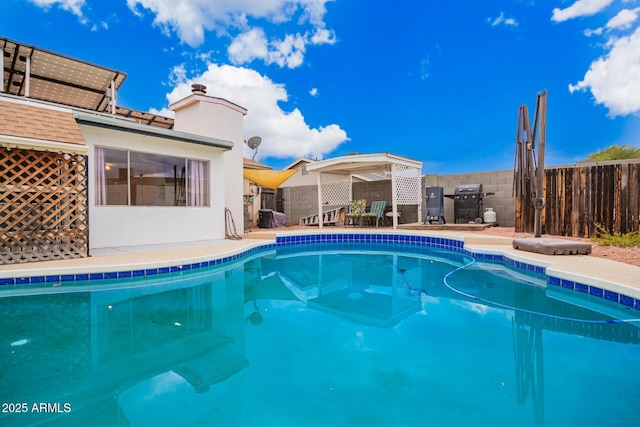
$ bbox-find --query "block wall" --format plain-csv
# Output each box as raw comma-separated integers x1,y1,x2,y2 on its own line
423,169,515,226
283,169,516,227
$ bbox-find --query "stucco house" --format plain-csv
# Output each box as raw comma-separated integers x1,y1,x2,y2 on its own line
0,37,246,264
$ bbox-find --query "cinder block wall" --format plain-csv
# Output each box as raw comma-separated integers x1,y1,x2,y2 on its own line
281,185,318,226
353,181,419,224
423,170,515,226
283,169,515,227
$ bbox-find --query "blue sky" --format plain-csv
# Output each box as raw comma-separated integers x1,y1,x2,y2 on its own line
2,0,640,174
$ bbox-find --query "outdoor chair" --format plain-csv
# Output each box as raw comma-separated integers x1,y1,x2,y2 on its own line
361,200,387,227
345,199,367,226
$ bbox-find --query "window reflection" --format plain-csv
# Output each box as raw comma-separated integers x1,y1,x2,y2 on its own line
130,152,186,206
95,148,209,207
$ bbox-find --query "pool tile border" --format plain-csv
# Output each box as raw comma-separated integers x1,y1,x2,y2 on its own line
0,244,277,287
1,233,638,312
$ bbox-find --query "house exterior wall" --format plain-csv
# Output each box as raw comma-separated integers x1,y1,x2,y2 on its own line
281,163,318,187
83,125,228,250
243,178,262,227
172,95,246,233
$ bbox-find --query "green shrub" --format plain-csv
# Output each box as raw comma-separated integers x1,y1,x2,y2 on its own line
586,144,640,161
591,223,640,247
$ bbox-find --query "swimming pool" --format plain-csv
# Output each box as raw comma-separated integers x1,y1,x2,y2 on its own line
1,239,639,426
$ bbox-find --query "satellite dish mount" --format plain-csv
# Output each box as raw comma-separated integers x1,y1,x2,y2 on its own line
246,136,262,161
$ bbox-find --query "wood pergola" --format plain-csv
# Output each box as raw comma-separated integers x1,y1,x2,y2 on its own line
305,153,423,229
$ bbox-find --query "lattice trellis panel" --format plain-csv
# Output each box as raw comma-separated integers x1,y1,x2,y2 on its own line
394,164,422,204
0,148,88,264
320,173,351,205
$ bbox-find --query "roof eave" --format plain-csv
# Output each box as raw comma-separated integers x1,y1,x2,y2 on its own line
0,134,89,154
74,112,234,150
306,153,422,173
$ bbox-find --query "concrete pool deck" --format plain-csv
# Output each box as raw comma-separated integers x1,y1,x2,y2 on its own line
0,228,638,302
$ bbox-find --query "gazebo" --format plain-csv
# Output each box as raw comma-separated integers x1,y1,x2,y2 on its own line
305,153,423,229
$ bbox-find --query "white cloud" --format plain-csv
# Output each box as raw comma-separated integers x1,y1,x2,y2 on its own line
163,63,348,160
310,27,337,44
228,28,269,65
267,33,307,68
552,0,614,22
309,88,318,96
126,0,336,62
228,26,335,68
168,64,188,86
420,56,430,80
584,27,604,36
450,300,513,319
583,7,639,36
91,21,109,32
569,27,640,116
606,8,640,30
487,12,519,28
28,0,85,19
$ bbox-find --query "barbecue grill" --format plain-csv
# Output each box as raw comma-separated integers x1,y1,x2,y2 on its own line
445,184,494,224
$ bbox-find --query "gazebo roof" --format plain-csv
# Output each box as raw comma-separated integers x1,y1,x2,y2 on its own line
306,153,423,229
305,153,422,175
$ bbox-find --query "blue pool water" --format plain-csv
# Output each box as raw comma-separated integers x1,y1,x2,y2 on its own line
1,242,639,426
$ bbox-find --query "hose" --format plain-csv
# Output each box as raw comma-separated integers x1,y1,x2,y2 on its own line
225,207,242,240
442,259,640,324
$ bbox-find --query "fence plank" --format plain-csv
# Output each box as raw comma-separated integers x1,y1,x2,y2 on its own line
632,164,640,232
619,165,628,232
562,168,571,236
578,167,587,236
604,165,615,232
571,167,580,237
525,161,640,238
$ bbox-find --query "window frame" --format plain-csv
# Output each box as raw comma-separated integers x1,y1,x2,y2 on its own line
94,146,210,207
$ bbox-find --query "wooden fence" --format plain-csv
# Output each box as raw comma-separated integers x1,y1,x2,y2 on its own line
516,161,640,237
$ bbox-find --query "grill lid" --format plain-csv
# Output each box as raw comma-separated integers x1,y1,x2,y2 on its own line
454,184,483,195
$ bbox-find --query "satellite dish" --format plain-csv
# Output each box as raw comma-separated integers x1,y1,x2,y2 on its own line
247,136,262,150
246,136,262,160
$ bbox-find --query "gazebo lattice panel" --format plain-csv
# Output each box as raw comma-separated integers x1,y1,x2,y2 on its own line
320,173,351,205
0,148,88,264
394,165,422,205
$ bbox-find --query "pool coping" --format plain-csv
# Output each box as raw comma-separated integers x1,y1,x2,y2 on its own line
0,229,639,311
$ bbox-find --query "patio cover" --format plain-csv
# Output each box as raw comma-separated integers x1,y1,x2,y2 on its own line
305,153,423,228
243,168,297,190
1,37,174,129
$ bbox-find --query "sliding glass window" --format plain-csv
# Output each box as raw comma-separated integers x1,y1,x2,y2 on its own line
95,147,128,205
95,148,209,207
130,152,186,206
